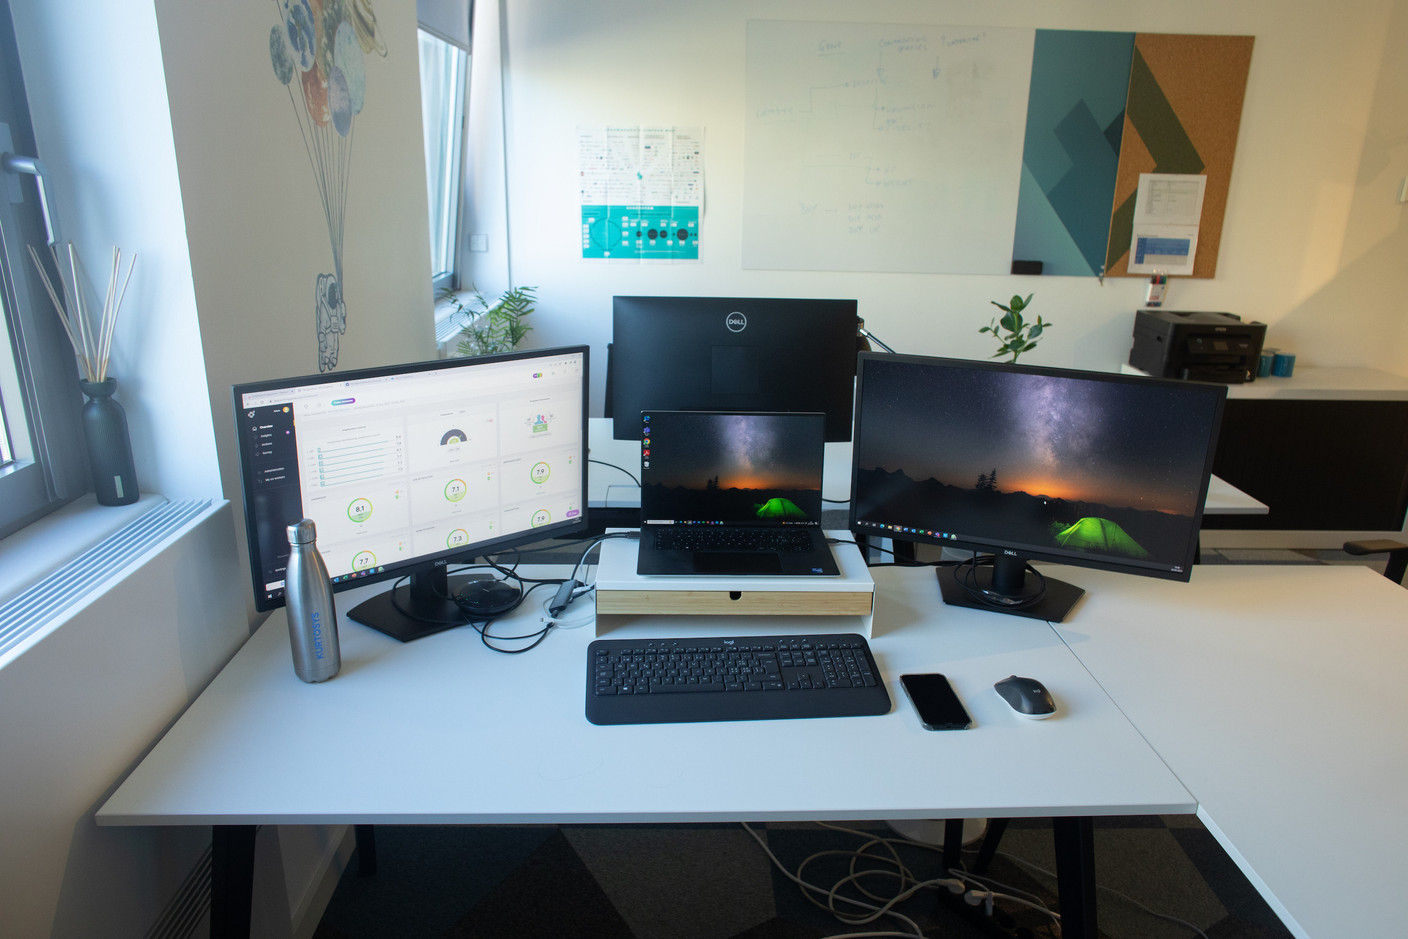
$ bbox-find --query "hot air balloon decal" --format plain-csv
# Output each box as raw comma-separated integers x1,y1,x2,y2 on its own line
269,0,387,371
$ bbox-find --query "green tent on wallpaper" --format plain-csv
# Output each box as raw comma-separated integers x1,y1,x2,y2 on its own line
1054,517,1150,558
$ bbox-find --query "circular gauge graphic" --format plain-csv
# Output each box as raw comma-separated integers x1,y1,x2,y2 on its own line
530,508,552,527
444,478,467,502
446,528,469,548
529,461,551,484
440,429,467,445
351,550,376,570
347,498,372,523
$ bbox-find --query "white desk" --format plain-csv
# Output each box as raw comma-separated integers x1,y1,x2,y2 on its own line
98,561,1193,938
1050,564,1408,939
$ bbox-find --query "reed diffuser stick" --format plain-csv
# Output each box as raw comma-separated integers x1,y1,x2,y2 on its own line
27,242,137,383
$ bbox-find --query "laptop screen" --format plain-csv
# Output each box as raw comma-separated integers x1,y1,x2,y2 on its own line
640,411,825,527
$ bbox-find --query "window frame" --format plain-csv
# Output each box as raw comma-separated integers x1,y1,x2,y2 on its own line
0,0,87,539
418,25,470,295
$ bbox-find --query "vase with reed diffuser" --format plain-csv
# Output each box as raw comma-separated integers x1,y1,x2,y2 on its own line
29,242,139,505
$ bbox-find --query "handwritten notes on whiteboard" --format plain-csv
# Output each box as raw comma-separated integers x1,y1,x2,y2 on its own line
743,21,1034,274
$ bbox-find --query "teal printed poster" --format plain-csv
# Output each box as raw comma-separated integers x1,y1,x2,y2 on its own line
578,125,703,262
581,205,700,260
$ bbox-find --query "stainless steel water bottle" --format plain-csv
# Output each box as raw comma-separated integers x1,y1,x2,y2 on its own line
285,518,340,682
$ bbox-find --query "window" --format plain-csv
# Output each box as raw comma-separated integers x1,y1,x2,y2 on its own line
0,0,87,538
418,27,468,292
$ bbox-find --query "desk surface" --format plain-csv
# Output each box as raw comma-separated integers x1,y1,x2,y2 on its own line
1119,364,1408,400
97,563,1192,828
1051,564,1408,939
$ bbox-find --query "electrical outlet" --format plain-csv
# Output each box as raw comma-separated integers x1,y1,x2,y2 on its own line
469,234,489,252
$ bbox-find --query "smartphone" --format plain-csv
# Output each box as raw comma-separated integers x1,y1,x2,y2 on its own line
900,673,973,730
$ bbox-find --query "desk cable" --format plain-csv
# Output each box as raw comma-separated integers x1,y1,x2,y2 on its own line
462,531,635,653
745,819,1212,939
588,458,640,488
741,821,1059,937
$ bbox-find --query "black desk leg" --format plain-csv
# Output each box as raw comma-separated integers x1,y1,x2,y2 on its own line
211,824,256,939
972,817,1009,874
941,818,964,872
1052,816,1097,939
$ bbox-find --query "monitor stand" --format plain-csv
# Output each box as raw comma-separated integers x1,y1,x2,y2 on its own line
937,554,1084,622
348,567,509,642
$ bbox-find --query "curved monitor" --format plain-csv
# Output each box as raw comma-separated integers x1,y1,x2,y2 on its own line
233,346,588,640
610,296,859,441
849,352,1226,621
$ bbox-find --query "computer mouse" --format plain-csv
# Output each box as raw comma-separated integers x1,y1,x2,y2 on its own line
994,675,1056,719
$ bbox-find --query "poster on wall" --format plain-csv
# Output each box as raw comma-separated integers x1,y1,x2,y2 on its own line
268,0,389,371
578,125,703,262
1126,173,1205,276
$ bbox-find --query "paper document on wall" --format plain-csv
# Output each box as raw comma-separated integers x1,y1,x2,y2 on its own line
579,125,703,262
1127,173,1205,275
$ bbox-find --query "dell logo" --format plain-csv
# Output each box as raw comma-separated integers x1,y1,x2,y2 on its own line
726,312,747,333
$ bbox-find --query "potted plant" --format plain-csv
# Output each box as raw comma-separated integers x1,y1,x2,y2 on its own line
980,293,1049,364
442,284,536,356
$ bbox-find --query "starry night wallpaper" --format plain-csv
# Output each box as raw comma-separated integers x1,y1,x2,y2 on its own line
853,357,1225,569
641,412,824,524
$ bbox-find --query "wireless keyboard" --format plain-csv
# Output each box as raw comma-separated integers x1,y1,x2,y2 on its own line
586,633,891,725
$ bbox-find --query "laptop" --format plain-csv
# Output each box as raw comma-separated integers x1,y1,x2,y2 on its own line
636,410,840,576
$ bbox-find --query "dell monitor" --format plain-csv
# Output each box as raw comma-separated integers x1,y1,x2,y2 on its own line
609,296,859,441
233,345,589,641
849,352,1226,621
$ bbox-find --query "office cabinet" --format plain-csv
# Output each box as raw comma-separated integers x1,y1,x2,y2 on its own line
1203,369,1408,531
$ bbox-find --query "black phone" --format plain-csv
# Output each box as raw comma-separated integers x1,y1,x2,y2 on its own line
900,673,973,730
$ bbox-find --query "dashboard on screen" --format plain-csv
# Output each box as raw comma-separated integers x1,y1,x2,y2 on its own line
233,347,588,629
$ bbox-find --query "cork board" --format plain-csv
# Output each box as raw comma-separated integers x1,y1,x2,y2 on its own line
1105,34,1255,279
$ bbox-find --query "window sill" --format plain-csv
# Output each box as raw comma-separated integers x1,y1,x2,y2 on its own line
0,492,166,608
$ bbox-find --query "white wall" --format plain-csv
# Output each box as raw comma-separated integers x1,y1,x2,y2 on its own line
153,0,437,516
468,0,1408,413
4,0,438,935
11,0,222,500
0,503,249,938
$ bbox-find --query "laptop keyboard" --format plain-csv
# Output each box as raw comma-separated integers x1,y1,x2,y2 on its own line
586,633,891,724
654,527,814,553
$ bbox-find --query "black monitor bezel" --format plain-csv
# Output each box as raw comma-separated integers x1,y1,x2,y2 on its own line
848,351,1226,587
609,295,859,442
232,345,590,616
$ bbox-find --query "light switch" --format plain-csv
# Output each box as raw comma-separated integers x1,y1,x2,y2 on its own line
469,234,489,252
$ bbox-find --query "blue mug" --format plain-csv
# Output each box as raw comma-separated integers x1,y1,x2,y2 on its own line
1257,351,1275,378
1272,352,1296,377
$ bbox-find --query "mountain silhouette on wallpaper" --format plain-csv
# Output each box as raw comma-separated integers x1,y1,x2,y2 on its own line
855,467,1190,563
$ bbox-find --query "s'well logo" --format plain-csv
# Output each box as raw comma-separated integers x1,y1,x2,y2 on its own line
725,311,747,333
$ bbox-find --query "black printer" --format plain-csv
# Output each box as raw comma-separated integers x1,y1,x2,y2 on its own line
1129,310,1267,383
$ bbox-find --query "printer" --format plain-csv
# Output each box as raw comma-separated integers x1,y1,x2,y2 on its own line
1128,310,1267,383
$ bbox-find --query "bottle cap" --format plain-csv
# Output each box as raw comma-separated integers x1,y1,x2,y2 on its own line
287,518,317,545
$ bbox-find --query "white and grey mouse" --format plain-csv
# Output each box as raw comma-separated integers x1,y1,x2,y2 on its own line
994,675,1056,719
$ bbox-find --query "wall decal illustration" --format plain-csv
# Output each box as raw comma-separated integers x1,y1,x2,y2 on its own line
269,0,387,371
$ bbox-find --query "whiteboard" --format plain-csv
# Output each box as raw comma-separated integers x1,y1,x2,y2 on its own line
743,21,1035,274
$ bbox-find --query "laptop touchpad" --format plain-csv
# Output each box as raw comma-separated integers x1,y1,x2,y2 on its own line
693,551,782,574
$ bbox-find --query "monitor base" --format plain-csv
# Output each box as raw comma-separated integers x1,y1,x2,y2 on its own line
937,562,1085,623
347,570,499,642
